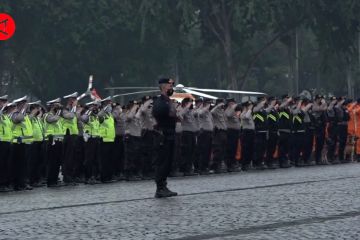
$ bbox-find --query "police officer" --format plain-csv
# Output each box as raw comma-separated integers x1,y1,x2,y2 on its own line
137,96,157,180
62,92,80,185
11,96,34,191
44,98,64,187
224,98,241,171
178,98,198,175
197,98,214,174
277,95,292,168
327,96,339,164
311,95,328,164
152,78,178,198
265,97,279,169
290,97,306,167
81,101,102,184
211,98,227,173
112,102,126,180
98,97,116,182
28,101,45,187
253,97,268,169
124,100,142,181
240,100,255,170
0,96,13,192
335,97,350,163
302,98,315,166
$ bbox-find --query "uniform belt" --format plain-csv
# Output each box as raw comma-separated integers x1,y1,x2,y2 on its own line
256,130,268,133
279,129,291,133
292,130,305,133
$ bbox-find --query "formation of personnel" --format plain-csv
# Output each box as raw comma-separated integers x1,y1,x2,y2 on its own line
0,89,360,193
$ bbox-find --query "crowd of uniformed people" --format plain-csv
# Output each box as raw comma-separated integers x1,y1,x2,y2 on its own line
0,89,359,192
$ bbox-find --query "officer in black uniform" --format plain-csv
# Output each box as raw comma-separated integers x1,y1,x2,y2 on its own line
278,95,292,168
335,97,350,163
265,97,279,169
152,78,178,198
311,95,328,165
253,96,268,169
326,96,339,164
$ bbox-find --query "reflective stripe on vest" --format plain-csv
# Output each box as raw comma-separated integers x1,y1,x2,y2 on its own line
0,115,13,142
293,115,302,124
100,114,115,142
279,112,290,119
253,113,265,122
267,114,277,122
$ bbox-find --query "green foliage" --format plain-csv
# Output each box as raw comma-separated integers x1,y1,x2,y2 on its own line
0,0,359,100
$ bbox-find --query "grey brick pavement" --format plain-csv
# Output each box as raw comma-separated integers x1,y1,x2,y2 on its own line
1,164,360,239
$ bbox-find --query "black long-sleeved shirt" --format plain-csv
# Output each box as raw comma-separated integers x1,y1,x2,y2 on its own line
152,94,176,132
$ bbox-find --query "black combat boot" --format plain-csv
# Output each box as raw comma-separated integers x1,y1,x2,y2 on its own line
155,186,178,198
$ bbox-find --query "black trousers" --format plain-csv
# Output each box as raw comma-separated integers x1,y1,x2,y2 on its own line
327,123,337,161
266,131,278,165
278,131,291,165
241,129,255,166
180,131,196,172
84,137,100,180
292,132,306,164
29,141,44,184
73,136,85,179
254,131,267,166
314,125,326,162
100,141,114,181
225,129,240,169
141,130,156,176
46,140,63,185
338,124,348,161
212,129,227,170
197,130,212,171
155,132,175,188
303,127,314,163
113,135,125,176
124,135,142,176
0,141,12,187
62,134,78,182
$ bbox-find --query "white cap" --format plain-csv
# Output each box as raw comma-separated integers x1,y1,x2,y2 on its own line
85,100,101,106
63,92,79,99
29,100,42,106
13,95,28,104
0,95,8,101
46,98,61,105
100,96,111,102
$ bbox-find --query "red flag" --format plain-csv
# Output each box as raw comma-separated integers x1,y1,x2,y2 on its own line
91,88,101,100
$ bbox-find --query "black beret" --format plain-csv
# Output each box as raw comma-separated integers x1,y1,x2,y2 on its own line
195,98,203,103
281,94,289,100
215,98,225,105
142,95,152,102
315,94,323,100
257,96,266,102
203,98,212,104
268,96,276,102
357,98,360,104
158,78,174,84
181,97,192,104
226,98,236,104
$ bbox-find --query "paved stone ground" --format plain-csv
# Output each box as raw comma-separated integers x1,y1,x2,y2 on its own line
1,163,360,239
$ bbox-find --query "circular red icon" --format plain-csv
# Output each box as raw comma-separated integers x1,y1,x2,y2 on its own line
0,13,15,41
